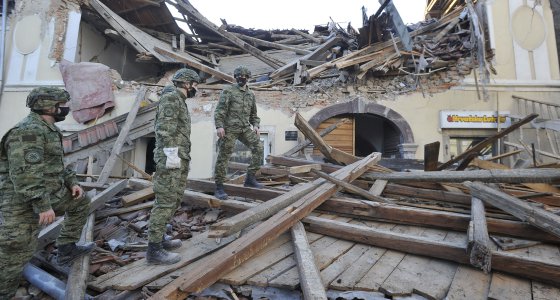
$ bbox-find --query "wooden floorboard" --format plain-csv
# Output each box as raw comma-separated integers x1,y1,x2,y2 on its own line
532,281,560,300
329,245,386,290
320,243,371,287
488,272,532,300
445,265,491,300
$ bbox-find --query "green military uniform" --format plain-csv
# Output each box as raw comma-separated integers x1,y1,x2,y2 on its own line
148,87,191,243
0,112,89,299
214,83,264,184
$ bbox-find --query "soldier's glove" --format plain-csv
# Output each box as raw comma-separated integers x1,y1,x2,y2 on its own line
163,147,181,169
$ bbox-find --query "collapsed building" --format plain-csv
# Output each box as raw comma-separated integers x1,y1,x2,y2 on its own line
1,0,560,299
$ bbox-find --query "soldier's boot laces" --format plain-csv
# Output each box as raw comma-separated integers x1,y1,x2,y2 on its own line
244,174,263,189
57,242,95,265
147,242,181,265
162,234,182,250
214,183,228,200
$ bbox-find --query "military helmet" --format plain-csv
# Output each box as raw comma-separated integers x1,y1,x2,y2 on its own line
26,87,70,110
171,68,200,84
234,66,251,77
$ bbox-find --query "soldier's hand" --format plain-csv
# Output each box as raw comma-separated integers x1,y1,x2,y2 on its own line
71,185,84,199
254,127,260,136
39,209,55,225
217,127,225,138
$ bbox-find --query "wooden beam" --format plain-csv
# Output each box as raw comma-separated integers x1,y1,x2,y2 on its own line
302,216,560,287
437,114,538,170
208,176,331,238
311,169,390,203
294,112,359,165
363,168,560,184
464,181,560,238
291,221,327,299
65,212,95,299
121,187,154,207
424,141,440,171
175,1,285,69
154,46,235,83
97,88,146,185
283,118,350,156
469,158,560,194
151,153,380,298
270,36,341,79
468,197,492,273
232,32,311,55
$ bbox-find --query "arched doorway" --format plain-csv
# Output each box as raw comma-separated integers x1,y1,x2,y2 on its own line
308,98,416,158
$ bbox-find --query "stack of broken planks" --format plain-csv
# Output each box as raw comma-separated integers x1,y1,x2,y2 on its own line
82,114,560,300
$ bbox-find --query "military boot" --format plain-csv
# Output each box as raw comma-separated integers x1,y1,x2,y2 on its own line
57,242,95,265
244,173,263,189
162,234,182,250
146,242,181,265
214,183,228,200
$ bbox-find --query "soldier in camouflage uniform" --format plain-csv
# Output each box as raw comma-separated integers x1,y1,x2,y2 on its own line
146,68,200,265
214,66,264,200
0,87,93,299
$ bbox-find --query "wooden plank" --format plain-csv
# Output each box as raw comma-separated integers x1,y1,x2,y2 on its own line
151,154,379,298
445,266,491,300
290,221,327,299
487,272,531,300
532,281,560,300
320,241,371,287
65,211,95,299
88,231,238,291
305,216,560,287
464,181,560,238
121,187,154,207
37,180,127,248
329,245,386,290
437,114,538,170
468,197,491,273
246,232,337,287
97,88,146,185
424,141,440,171
96,201,154,218
369,179,388,196
220,233,293,285
380,227,450,297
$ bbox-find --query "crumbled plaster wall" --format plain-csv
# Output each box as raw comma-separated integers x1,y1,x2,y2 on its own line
14,0,83,61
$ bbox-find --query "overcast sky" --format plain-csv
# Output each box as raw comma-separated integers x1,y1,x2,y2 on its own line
184,0,427,32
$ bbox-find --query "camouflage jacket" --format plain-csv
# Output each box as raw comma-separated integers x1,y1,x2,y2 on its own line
0,112,78,213
214,84,260,130
154,87,191,161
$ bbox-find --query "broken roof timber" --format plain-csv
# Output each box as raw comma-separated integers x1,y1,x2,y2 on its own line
175,0,286,69
90,0,201,64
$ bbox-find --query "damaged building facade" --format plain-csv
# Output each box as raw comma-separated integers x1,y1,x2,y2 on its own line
0,0,558,177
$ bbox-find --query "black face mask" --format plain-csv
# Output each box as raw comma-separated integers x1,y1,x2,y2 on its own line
236,76,248,87
186,87,197,98
53,106,70,122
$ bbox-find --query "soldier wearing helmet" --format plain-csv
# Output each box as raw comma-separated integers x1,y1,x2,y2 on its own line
213,65,264,200
146,68,200,265
0,86,93,298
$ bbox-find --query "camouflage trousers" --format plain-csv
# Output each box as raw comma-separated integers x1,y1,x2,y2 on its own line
0,187,89,299
148,157,189,243
214,127,264,184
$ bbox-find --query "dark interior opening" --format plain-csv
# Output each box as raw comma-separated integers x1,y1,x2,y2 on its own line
354,113,402,158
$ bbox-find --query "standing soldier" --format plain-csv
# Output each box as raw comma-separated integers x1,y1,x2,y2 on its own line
0,87,93,299
214,66,264,200
146,68,199,265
